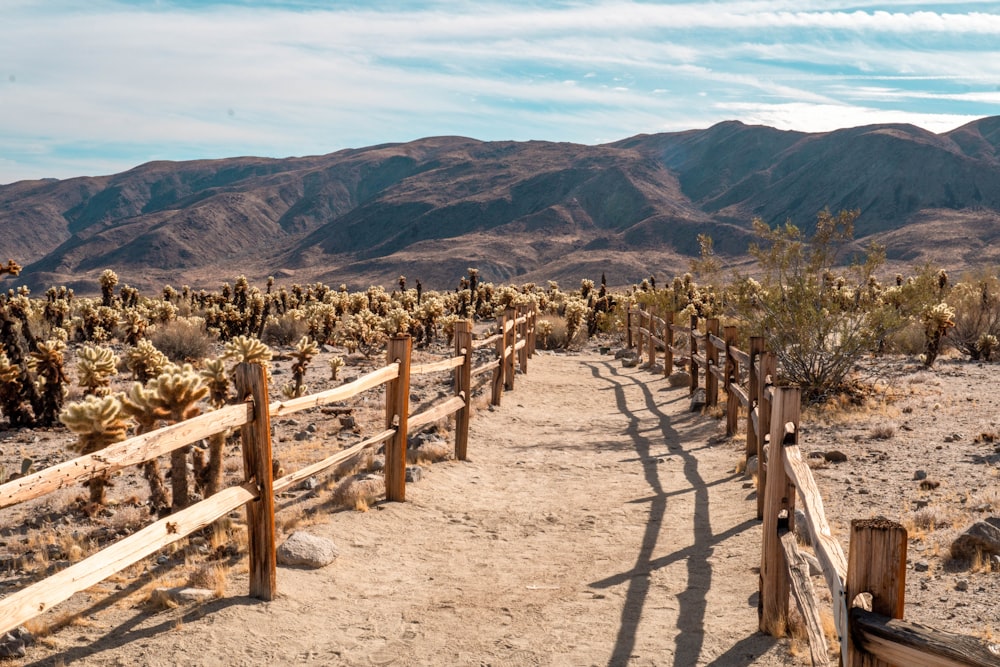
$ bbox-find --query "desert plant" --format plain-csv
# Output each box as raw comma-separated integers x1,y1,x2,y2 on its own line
126,338,170,382
921,302,955,367
29,339,68,425
60,395,128,504
563,298,587,348
197,357,231,497
329,355,344,381
150,317,212,362
731,209,906,401
75,345,119,397
948,273,1000,360
283,336,318,399
98,269,119,307
120,382,171,512
149,364,209,511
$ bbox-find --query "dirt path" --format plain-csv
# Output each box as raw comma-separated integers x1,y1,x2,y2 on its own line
23,351,793,666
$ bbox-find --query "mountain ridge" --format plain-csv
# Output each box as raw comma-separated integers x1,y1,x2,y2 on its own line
4,117,1000,293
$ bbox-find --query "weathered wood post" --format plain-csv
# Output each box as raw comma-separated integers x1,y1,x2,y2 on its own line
689,314,699,394
664,311,674,377
626,307,633,349
756,350,777,521
504,307,516,390
724,325,739,436
646,310,656,368
706,318,720,405
636,306,645,362
233,362,277,601
491,330,504,406
846,519,908,667
747,336,766,462
516,305,529,375
385,334,412,502
527,303,537,357
759,385,800,636
454,319,473,461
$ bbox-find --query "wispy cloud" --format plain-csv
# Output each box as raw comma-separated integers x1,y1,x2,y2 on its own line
0,0,994,183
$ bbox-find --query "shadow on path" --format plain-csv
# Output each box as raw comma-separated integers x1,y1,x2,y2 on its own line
583,360,764,666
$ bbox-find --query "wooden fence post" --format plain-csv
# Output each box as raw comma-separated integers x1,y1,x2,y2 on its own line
517,305,529,375
491,331,504,406
626,307,633,349
847,519,908,667
636,306,646,362
706,318,719,405
724,325,739,436
233,362,277,601
528,304,537,358
646,310,656,368
385,335,412,502
664,311,674,377
454,320,473,461
747,336,766,462
689,314,699,394
759,385,800,636
504,307,516,390
756,350,777,521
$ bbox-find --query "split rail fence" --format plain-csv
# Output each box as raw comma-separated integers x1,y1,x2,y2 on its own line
0,306,537,637
628,306,999,667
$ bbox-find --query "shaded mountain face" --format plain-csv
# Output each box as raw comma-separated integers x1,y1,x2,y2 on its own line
3,117,1000,293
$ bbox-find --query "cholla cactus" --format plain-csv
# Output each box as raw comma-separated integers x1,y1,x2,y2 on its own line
921,302,955,367
76,345,120,397
563,298,587,348
30,339,68,425
99,269,119,308
224,335,272,376
61,395,128,504
119,309,148,346
382,307,412,337
329,355,345,381
537,319,554,349
149,364,209,511
198,357,231,496
120,382,170,511
977,334,999,362
0,351,32,426
126,339,169,382
283,336,318,399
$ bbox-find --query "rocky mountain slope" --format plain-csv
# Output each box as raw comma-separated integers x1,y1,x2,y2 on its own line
3,116,1000,292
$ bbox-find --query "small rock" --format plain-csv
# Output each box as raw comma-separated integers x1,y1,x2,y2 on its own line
306,423,318,433
950,517,1000,561
823,450,848,463
295,476,320,491
406,466,423,483
621,356,638,368
689,388,707,413
614,349,632,359
913,470,928,481
0,627,33,659
794,509,811,546
339,415,356,429
914,561,930,573
919,479,941,491
370,458,385,472
277,531,339,568
293,430,311,441
744,456,758,479
955,579,969,592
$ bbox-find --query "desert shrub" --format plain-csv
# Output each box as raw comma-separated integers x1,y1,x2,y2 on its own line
948,272,1000,360
150,317,213,362
262,311,309,346
730,209,909,402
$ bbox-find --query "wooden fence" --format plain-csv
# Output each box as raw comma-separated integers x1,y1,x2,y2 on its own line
0,307,536,637
628,306,1000,667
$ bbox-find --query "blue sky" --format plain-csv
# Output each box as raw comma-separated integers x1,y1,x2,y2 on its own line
2,0,1000,184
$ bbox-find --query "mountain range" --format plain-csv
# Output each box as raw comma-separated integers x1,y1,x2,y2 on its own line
3,116,1000,294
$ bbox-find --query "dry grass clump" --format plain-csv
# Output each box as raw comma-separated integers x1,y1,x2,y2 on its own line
149,317,213,362
330,474,385,511
869,423,896,440
187,562,228,597
262,313,309,346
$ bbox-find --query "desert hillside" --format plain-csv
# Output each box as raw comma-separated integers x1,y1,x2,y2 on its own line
4,117,1000,293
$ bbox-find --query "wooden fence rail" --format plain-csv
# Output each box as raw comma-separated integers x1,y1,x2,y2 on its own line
626,307,999,666
0,309,536,638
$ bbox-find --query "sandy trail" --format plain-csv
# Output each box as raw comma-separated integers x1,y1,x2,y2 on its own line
24,351,792,666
